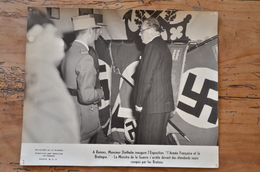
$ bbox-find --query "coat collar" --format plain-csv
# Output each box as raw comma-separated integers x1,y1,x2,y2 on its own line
71,40,89,55
73,40,89,51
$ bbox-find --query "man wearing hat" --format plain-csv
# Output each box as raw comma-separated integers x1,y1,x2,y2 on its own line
61,15,104,143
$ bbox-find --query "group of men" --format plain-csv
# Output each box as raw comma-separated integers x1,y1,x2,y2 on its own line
61,15,174,144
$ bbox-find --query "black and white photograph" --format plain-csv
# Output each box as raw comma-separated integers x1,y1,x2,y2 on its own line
20,7,218,168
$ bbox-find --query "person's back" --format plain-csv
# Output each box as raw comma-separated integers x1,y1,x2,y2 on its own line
134,18,174,144
60,16,104,143
145,36,174,114
61,41,87,89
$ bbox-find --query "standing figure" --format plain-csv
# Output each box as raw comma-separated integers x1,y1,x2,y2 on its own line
134,18,174,144
22,8,80,143
61,16,104,143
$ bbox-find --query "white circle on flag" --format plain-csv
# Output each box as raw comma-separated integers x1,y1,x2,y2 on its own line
176,67,218,129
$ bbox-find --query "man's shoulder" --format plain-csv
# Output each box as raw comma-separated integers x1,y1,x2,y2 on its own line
77,53,93,64
75,55,94,72
149,36,165,46
146,37,166,51
66,43,89,57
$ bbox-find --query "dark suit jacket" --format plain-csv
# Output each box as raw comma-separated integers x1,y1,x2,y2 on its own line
134,36,174,114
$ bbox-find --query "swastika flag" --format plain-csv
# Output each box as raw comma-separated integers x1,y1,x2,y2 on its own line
168,36,218,145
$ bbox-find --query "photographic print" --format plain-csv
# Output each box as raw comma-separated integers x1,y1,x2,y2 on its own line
20,7,218,168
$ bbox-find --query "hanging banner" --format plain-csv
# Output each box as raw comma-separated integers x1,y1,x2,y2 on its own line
168,36,218,145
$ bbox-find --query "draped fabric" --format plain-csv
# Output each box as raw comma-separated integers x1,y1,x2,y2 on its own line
108,41,141,144
97,37,218,145
167,36,218,145
167,42,189,109
95,38,112,135
94,9,218,145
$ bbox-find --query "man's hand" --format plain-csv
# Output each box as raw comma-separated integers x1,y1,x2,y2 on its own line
94,88,104,104
135,105,143,112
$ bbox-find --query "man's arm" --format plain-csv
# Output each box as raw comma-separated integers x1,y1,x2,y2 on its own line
76,56,104,105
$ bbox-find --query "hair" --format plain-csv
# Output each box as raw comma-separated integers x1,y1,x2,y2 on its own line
144,18,161,32
27,7,54,31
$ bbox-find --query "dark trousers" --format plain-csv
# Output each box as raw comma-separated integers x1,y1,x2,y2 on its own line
137,112,170,145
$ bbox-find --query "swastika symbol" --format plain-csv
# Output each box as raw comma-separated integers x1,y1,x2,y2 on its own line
124,119,137,143
177,72,218,124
